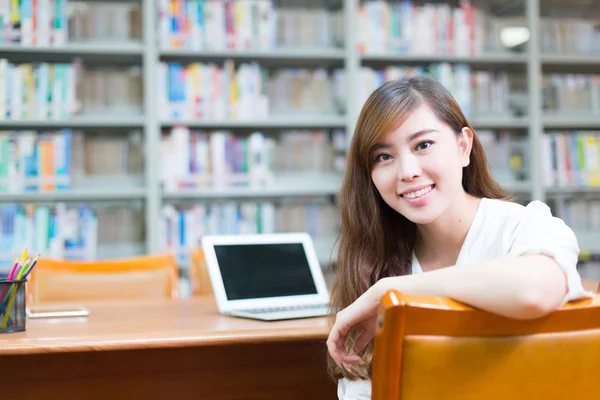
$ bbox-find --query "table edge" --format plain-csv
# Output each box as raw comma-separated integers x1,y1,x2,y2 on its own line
0,329,329,355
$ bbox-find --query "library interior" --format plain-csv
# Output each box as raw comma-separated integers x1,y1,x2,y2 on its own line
1,0,600,399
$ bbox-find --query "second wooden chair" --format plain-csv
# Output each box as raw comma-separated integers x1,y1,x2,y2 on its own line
188,248,214,297
28,254,179,304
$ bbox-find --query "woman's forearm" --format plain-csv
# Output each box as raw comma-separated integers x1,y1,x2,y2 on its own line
371,254,568,320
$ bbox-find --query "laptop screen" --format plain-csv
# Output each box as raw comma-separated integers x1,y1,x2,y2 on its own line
213,242,318,300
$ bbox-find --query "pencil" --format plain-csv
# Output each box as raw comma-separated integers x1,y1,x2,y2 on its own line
1,284,18,328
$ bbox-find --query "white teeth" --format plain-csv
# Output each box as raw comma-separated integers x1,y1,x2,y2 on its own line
402,185,433,199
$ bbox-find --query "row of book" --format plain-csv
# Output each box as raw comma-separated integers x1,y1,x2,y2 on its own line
94,205,145,246
0,59,78,121
0,129,143,193
78,66,143,116
160,61,345,121
542,74,600,115
358,0,600,56
158,0,344,51
0,0,142,46
0,203,97,265
557,199,600,233
269,68,346,118
358,64,519,119
76,131,144,177
5,58,600,123
3,0,600,56
160,127,346,191
357,0,525,56
0,0,67,46
541,18,600,55
69,2,141,42
541,131,600,188
161,62,600,122
0,58,143,120
0,59,142,121
160,200,339,262
0,129,71,192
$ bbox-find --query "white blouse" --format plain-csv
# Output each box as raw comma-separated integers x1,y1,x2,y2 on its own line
337,198,594,400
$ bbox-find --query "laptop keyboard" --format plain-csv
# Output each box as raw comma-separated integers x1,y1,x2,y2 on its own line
243,303,330,314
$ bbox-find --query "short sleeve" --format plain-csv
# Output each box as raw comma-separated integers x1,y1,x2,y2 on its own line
507,201,594,304
338,378,372,400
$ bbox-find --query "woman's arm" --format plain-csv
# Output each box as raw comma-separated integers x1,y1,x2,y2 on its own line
374,254,568,320
327,254,568,367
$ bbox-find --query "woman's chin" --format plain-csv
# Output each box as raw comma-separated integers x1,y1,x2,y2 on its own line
397,207,441,225
405,214,439,225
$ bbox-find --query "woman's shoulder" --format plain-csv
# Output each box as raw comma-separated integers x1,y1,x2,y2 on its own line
481,198,552,221
463,198,572,261
472,198,559,244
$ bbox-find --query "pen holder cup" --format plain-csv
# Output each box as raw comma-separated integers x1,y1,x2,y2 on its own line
0,279,27,333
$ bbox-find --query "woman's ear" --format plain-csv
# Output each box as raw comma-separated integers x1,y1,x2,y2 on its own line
458,127,474,167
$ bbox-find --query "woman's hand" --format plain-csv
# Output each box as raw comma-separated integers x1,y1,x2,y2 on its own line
326,282,384,368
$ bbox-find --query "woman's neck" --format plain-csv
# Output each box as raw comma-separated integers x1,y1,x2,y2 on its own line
414,193,482,269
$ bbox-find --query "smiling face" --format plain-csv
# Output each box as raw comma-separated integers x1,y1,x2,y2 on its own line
370,103,473,225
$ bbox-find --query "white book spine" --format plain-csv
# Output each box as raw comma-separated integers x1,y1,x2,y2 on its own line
172,125,190,184
210,131,226,189
37,63,48,119
0,58,7,120
21,0,32,45
158,0,169,48
10,65,21,120
36,0,49,47
65,63,74,117
51,65,62,120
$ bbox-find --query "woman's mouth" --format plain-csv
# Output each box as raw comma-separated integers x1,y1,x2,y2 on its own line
399,184,435,205
400,184,435,199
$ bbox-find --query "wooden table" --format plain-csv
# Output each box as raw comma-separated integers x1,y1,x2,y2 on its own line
0,296,337,400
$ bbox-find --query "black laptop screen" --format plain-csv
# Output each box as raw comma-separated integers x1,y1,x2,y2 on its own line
213,243,319,300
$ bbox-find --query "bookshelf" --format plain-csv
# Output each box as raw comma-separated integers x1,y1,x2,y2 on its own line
2,0,600,272
160,116,347,129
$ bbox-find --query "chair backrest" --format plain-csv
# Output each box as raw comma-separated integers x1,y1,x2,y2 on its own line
28,254,179,304
372,289,600,400
188,248,214,296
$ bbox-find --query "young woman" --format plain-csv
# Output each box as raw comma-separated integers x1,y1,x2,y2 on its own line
327,75,592,400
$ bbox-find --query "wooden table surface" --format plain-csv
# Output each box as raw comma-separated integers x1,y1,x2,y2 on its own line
1,295,330,354
1,296,337,399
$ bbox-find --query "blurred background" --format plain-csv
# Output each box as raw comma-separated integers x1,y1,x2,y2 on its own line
0,0,599,294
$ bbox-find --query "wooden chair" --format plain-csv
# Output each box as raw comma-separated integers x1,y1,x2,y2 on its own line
188,248,214,296
372,286,600,400
28,254,179,304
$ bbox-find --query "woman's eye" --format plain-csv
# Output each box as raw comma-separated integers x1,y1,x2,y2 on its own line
375,153,392,162
415,140,433,151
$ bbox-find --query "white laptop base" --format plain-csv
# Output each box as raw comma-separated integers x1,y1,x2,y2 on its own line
201,233,331,322
228,304,330,321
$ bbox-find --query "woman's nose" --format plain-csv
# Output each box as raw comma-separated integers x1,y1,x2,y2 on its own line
397,154,422,182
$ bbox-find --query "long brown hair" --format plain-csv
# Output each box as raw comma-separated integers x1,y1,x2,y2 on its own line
328,75,508,380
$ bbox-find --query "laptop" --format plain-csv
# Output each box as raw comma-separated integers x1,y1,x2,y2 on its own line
201,232,331,321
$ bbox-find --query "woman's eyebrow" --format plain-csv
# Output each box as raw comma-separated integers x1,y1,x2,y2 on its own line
408,129,439,141
371,142,390,152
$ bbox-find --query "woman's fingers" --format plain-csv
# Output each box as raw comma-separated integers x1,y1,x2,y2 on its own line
327,321,368,366
327,334,365,366
327,299,378,367
327,314,353,366
326,335,343,366
341,354,363,364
